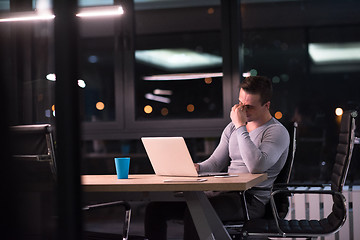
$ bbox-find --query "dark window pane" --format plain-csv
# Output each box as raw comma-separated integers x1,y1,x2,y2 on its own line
134,6,223,120
78,21,116,122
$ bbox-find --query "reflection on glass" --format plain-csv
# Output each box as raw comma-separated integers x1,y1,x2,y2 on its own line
136,72,223,120
135,48,222,71
309,42,360,64
135,34,223,120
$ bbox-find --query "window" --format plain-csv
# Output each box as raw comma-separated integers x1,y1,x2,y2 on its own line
241,1,360,182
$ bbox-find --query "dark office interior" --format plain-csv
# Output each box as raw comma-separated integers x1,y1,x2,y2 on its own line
1,0,360,239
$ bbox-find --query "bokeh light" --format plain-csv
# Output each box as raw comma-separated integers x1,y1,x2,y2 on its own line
187,104,195,112
272,76,280,84
46,73,56,81
274,111,283,119
88,55,98,63
204,77,212,84
242,72,251,77
144,105,153,114
96,102,105,111
78,79,86,88
45,109,51,118
335,107,343,116
161,108,169,116
249,69,258,76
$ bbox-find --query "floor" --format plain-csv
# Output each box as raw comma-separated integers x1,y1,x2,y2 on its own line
84,201,184,240
83,201,274,240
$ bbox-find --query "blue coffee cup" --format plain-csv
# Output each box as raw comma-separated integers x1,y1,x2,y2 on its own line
114,157,130,179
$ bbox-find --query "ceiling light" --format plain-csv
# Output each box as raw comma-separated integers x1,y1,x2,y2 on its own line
309,42,360,64
76,6,124,18
145,93,171,104
0,11,54,22
136,49,222,71
153,89,173,95
0,5,123,22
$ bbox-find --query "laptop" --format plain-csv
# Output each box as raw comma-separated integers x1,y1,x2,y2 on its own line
141,137,228,177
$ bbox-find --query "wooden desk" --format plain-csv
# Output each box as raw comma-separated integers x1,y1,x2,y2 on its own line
82,174,267,240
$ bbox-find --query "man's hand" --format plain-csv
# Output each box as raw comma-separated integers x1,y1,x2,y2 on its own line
194,163,200,172
230,103,247,128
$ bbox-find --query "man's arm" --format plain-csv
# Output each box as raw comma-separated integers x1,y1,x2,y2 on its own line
197,123,232,173
236,124,289,173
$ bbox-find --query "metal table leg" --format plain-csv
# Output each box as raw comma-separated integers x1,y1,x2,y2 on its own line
184,191,231,240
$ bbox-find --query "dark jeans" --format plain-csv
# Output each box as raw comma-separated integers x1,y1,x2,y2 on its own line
144,191,266,240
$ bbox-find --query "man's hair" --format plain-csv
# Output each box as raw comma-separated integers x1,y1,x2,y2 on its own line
240,76,272,105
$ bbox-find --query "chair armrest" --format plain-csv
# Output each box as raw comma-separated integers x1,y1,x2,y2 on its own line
13,154,52,162
268,188,346,236
248,186,272,191
83,200,131,211
270,188,346,203
273,183,331,189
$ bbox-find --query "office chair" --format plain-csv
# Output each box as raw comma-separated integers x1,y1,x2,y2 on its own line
83,200,148,240
9,124,58,238
83,201,135,240
9,124,144,240
240,110,357,240
225,122,298,237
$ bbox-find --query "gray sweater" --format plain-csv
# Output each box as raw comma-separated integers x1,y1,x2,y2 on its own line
199,118,290,204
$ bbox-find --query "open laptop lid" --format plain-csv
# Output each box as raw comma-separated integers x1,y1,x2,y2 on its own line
141,137,199,177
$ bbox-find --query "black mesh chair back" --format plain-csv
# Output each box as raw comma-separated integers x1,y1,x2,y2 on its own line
241,110,357,239
266,122,297,219
276,122,297,185
9,124,57,184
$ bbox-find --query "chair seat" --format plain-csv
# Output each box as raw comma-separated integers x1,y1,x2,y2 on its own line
243,218,337,236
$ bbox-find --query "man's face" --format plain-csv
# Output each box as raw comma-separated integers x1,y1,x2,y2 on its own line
238,88,270,122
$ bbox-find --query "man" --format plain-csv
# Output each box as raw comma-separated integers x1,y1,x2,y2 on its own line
145,76,290,240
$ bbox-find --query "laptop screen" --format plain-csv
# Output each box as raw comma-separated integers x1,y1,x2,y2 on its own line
141,137,199,177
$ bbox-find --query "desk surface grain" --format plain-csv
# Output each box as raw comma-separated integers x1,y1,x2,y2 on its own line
81,174,267,192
